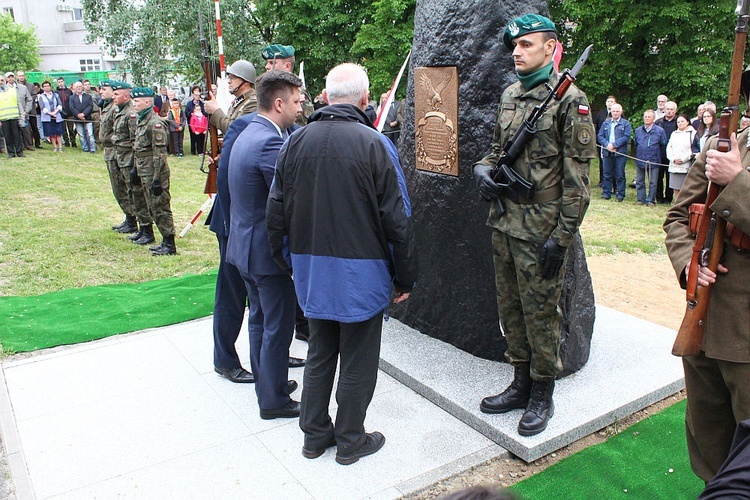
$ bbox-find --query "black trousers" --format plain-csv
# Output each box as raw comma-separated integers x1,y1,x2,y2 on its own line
1,119,23,156
213,234,248,370
300,313,383,454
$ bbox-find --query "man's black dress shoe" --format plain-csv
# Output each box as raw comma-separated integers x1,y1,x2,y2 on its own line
335,431,385,465
288,356,306,368
285,380,298,395
260,400,300,420
302,436,336,459
214,367,255,383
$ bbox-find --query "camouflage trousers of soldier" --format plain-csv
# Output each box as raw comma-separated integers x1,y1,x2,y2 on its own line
105,150,133,218
491,229,565,381
116,150,152,225
136,160,175,239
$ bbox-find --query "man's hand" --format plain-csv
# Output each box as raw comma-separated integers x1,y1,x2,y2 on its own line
77,113,85,120
150,179,163,196
473,164,501,201
705,133,743,186
539,238,567,279
606,143,616,152
685,261,729,288
392,291,410,303
202,92,218,115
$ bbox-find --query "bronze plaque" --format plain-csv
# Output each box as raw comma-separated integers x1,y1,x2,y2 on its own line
414,66,459,176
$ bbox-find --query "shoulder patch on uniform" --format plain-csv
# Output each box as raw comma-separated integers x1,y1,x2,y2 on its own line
154,123,162,128
577,124,593,145
578,104,589,115
130,114,136,118
501,103,516,111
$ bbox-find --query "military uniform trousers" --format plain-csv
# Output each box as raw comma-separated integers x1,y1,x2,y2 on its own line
116,149,152,225
492,229,565,381
683,352,750,482
300,313,382,455
105,146,133,218
213,234,250,370
135,157,174,238
241,271,296,411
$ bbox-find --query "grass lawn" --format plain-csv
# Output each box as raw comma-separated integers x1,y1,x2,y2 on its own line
0,144,668,297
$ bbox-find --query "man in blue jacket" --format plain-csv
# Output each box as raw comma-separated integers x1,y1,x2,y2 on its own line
266,63,418,465
226,70,304,420
633,109,667,207
597,103,632,201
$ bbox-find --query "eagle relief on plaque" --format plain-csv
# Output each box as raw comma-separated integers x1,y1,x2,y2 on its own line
414,66,459,176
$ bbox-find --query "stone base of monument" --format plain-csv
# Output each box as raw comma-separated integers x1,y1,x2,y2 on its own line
379,305,684,462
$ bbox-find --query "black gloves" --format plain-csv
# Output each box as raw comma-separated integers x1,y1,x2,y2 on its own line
539,238,567,280
151,179,163,196
130,167,140,186
473,164,501,201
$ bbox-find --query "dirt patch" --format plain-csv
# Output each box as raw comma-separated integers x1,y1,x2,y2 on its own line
408,252,688,498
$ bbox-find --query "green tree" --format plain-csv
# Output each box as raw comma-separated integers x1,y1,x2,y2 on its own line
351,0,415,97
0,13,41,72
550,0,737,120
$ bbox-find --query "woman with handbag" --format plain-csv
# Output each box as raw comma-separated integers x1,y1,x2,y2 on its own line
666,114,696,199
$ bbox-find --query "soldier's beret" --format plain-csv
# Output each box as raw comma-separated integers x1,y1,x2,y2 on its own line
98,79,113,88
131,87,155,98
261,44,295,60
503,14,557,50
111,81,133,91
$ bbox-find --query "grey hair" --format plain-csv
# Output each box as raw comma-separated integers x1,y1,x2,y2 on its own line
325,63,369,105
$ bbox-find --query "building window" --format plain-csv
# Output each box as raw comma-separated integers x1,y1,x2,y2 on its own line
79,59,101,72
2,7,15,20
73,8,82,20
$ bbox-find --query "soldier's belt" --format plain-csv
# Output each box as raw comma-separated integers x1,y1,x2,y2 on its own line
115,145,133,152
504,184,562,205
134,149,154,158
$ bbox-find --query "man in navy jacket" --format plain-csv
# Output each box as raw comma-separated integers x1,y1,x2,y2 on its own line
267,63,417,465
597,103,632,201
226,71,304,420
68,81,95,152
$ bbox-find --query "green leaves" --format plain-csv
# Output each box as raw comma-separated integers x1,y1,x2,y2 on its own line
0,13,41,71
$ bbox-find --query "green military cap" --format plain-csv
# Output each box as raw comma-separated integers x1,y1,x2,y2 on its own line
110,81,133,91
131,87,155,98
261,44,295,60
98,79,113,88
503,14,557,50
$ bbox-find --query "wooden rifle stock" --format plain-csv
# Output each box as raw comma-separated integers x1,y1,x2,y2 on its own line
672,1,748,355
199,11,219,194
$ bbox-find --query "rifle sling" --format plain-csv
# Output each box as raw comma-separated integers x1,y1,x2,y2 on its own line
504,184,562,205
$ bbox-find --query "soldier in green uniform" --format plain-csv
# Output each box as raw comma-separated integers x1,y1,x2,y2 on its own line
99,80,133,232
261,44,315,127
111,82,154,243
473,14,596,436
131,87,177,256
203,60,258,134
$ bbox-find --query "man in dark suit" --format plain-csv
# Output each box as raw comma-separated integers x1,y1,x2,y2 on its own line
68,81,95,152
154,86,169,114
225,70,304,419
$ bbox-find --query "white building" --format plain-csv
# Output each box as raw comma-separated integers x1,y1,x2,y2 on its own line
0,0,123,72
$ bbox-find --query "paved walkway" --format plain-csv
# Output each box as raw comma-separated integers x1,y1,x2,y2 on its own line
0,317,500,499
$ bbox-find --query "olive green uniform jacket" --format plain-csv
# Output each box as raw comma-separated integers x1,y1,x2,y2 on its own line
135,110,174,238
209,88,258,134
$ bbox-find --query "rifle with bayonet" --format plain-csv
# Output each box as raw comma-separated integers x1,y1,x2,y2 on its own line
672,0,750,357
198,8,220,195
487,44,593,215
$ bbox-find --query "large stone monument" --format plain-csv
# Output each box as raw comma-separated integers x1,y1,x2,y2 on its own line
390,0,596,376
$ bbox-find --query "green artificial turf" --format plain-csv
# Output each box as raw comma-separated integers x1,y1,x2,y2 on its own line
0,271,217,353
512,399,705,499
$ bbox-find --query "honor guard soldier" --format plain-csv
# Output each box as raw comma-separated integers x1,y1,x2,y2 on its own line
203,59,258,134
131,87,177,256
262,44,315,127
473,14,596,436
111,81,155,243
99,80,133,232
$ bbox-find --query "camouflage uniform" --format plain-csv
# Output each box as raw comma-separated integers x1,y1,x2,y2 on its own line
113,101,152,226
477,72,596,380
87,89,101,140
209,88,258,134
134,109,175,239
100,98,132,218
297,88,314,127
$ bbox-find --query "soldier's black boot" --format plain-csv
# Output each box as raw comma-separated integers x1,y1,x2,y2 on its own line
111,215,133,231
151,235,177,256
133,224,155,245
480,363,532,414
115,215,138,234
518,379,555,436
127,224,144,241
